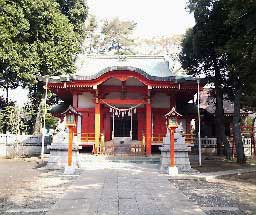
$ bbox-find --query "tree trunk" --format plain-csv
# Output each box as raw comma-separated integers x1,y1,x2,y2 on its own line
33,102,42,134
28,82,44,135
5,85,9,104
214,77,230,158
233,83,245,163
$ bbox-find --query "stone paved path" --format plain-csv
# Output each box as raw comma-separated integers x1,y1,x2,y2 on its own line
47,158,205,215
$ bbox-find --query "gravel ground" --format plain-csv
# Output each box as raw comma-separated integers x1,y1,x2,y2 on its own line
171,172,256,215
0,158,78,215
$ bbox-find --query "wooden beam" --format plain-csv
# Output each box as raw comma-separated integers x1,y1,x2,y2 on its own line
99,86,148,95
100,99,146,105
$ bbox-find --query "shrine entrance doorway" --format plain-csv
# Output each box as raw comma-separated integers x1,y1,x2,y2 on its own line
111,113,138,140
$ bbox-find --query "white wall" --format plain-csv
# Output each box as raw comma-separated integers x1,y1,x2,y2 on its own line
78,92,95,108
151,93,170,108
126,92,143,99
102,78,122,86
105,92,121,99
105,92,143,100
126,77,144,86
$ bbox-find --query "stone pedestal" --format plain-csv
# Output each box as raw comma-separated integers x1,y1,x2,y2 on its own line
168,166,179,176
64,165,76,175
46,124,81,170
113,137,132,145
46,143,81,170
160,125,191,174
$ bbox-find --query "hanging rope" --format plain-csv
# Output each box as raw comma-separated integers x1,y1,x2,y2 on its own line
101,100,142,116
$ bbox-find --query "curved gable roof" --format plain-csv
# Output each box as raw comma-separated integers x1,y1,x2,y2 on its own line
74,55,173,81
42,55,198,83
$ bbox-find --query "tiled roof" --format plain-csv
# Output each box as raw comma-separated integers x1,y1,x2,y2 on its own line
41,55,200,83
72,55,195,81
200,88,248,115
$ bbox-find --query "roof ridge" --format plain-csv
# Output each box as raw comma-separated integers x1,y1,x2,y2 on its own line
78,54,166,60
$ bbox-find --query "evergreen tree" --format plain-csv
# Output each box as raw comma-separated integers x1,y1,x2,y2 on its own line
0,0,88,133
181,0,256,163
221,0,256,163
180,0,231,158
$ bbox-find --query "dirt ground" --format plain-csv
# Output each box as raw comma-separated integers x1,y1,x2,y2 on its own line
172,156,256,215
0,157,77,215
191,155,256,173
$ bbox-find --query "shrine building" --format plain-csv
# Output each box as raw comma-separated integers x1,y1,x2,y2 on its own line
47,55,203,156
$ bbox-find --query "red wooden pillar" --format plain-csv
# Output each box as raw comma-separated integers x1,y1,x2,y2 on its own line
95,101,101,154
72,94,79,134
137,109,145,141
146,103,152,156
100,106,104,134
105,110,111,141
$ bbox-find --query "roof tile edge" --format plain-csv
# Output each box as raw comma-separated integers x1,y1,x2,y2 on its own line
81,55,166,60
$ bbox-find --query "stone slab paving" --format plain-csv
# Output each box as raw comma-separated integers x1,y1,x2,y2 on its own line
47,159,205,215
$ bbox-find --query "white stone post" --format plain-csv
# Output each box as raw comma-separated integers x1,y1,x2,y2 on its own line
112,113,115,139
130,111,133,139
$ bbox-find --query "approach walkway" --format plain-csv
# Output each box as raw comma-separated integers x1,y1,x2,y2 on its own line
47,158,205,215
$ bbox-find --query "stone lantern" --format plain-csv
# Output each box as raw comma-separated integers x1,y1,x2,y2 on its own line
165,107,182,176
160,107,192,175
62,106,80,174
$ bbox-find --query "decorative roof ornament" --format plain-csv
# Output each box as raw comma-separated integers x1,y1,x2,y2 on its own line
165,107,182,118
61,105,81,116
118,55,127,62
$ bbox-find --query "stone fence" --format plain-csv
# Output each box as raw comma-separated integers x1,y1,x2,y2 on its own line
0,134,51,158
193,136,255,157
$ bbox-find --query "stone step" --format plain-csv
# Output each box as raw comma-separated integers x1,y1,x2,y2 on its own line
105,156,161,164
112,137,132,145
104,140,143,155
79,154,161,164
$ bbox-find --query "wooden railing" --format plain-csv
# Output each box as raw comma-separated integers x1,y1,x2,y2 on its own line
195,137,217,148
102,141,145,156
228,126,256,158
80,133,95,143
152,134,165,144
130,143,145,155
151,133,196,145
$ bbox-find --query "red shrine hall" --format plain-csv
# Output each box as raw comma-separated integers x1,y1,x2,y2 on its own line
46,56,203,156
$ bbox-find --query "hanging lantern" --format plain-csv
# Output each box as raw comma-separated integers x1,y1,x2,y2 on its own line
128,110,131,116
122,111,124,117
134,108,136,114
115,110,118,116
110,108,112,113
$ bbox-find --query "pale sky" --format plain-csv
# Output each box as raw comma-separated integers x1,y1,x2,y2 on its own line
87,0,195,38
